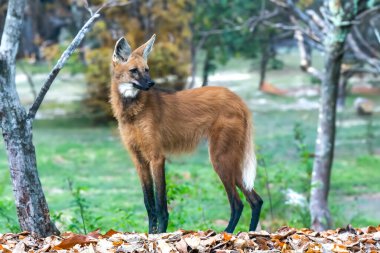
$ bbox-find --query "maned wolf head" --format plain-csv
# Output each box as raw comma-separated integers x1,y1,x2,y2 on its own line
112,34,156,98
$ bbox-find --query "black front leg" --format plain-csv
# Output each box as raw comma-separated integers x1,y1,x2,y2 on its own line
151,157,169,233
130,148,158,233
141,179,158,233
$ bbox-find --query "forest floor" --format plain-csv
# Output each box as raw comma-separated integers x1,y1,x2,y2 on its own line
0,51,379,234
1,226,380,252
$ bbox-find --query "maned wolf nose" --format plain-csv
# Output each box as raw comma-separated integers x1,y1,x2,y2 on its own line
148,81,155,86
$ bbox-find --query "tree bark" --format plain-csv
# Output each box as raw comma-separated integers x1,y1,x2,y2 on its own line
309,0,363,231
1,0,101,236
0,0,59,236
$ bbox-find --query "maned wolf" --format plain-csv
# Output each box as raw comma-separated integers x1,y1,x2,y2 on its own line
110,34,262,234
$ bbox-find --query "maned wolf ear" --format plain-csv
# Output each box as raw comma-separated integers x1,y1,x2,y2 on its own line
113,37,132,62
135,34,156,60
143,34,156,60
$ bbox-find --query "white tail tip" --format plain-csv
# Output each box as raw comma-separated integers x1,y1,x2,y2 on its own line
242,147,257,191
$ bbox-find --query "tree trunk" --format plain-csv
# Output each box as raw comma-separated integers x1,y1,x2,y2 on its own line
189,39,197,88
188,22,197,89
259,44,269,90
309,0,361,231
0,0,59,236
337,72,353,109
202,50,211,86
259,35,276,90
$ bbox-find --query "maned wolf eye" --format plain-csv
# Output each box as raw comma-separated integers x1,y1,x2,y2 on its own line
129,68,138,74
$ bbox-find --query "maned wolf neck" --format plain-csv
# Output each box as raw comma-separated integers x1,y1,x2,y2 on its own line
110,80,149,123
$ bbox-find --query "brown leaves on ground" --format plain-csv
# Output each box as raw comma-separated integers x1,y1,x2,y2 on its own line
0,225,380,252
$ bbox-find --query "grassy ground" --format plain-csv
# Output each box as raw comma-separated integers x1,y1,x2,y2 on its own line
0,51,379,234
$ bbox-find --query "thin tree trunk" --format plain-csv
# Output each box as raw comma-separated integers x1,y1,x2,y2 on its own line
259,35,276,90
190,39,197,88
309,0,361,231
1,0,101,236
188,22,197,89
259,44,269,90
0,0,59,236
337,72,352,109
202,50,211,86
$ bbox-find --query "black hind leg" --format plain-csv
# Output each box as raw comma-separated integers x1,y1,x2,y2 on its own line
223,182,244,233
239,186,263,231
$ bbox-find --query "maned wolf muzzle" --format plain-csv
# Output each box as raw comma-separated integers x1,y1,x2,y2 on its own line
133,76,155,91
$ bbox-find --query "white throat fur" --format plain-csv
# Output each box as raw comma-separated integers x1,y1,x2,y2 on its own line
119,83,139,98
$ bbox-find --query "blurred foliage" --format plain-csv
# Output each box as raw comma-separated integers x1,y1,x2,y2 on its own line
66,179,103,234
84,45,114,122
255,123,313,230
43,44,86,75
84,1,192,121
192,0,262,68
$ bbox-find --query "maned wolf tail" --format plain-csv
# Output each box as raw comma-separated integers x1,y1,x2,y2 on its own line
242,120,257,191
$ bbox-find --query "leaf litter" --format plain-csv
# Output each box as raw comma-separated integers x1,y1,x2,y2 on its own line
0,225,379,252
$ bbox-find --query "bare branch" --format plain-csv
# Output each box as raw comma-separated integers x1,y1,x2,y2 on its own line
369,15,380,47
342,66,380,76
262,19,324,51
305,10,324,30
198,26,243,36
82,0,93,16
294,30,322,81
196,35,208,52
355,5,380,21
97,0,133,9
27,10,101,120
270,0,324,40
18,63,37,100
374,28,380,46
347,33,380,73
352,25,380,58
198,9,279,37
248,9,279,33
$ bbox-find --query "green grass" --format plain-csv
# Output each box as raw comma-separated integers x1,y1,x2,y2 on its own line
1,50,379,233
0,105,378,233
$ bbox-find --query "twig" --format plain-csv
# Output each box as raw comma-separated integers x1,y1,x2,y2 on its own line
18,62,37,100
260,157,274,232
347,33,380,73
352,25,380,58
27,0,134,120
198,9,278,37
67,179,87,234
355,5,380,21
373,27,380,46
27,7,102,120
270,0,324,40
82,0,93,16
294,30,322,81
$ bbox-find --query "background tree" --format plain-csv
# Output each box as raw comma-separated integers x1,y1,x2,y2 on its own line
189,0,283,89
189,0,261,88
0,0,102,236
272,0,379,231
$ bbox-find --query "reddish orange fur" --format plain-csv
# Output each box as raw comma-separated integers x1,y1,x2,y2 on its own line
111,82,252,178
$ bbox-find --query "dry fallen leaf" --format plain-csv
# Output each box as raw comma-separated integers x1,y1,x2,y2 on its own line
54,234,98,250
0,225,378,252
